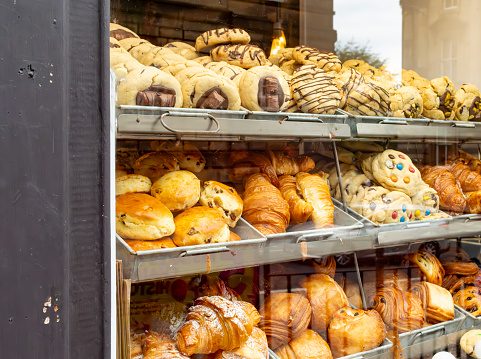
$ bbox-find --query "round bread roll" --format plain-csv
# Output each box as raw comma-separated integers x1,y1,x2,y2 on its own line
328,306,386,358
126,237,176,252
116,174,152,196
301,273,349,334
133,151,180,182
151,171,201,212
199,181,243,227
275,329,332,359
116,193,175,240
172,206,230,246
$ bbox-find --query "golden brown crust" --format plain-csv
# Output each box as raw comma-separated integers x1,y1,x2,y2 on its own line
134,151,180,182
310,256,336,278
172,206,230,246
116,174,152,196
216,327,268,359
229,231,241,242
143,331,189,359
453,286,481,317
126,237,176,251
176,296,261,356
191,275,241,301
421,165,466,213
276,329,332,359
447,272,481,294
441,259,479,276
404,250,445,286
151,171,201,212
328,307,386,358
268,151,315,176
447,160,481,192
199,181,243,227
296,172,334,229
409,281,454,323
242,174,290,235
370,287,425,333
116,193,175,240
465,191,481,214
278,175,314,223
301,274,349,334
258,293,311,350
230,151,279,187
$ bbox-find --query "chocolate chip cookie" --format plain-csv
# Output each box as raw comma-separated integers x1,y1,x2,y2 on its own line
390,86,423,118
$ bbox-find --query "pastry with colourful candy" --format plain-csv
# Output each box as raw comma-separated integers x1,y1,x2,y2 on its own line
410,184,439,220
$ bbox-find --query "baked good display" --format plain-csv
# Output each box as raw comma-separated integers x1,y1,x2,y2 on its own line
421,165,466,213
409,281,455,323
142,330,189,359
176,296,261,355
258,292,311,349
150,141,206,173
115,174,152,196
279,175,314,224
229,151,279,187
172,206,230,246
404,250,445,286
116,193,175,240
389,86,423,118
242,173,290,235
370,287,425,332
461,330,481,358
275,329,333,359
446,160,481,192
292,46,341,72
211,44,267,69
110,23,139,41
215,327,268,359
181,72,241,110
238,66,290,112
328,306,386,358
150,170,201,212
117,67,183,107
301,273,349,334
454,84,481,121
290,65,341,114
441,259,479,276
195,28,251,52
133,151,180,182
125,237,176,252
296,172,335,228
453,287,481,317
199,180,243,227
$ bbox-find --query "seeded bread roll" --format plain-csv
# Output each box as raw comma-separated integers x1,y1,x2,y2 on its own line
151,171,201,212
116,174,152,196
199,181,243,227
172,206,230,246
116,193,175,240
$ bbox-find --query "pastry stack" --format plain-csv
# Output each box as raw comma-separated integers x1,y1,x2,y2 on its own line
322,148,442,224
228,149,335,235
115,141,245,251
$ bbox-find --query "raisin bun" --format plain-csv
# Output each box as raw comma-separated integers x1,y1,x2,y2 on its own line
328,306,386,358
116,174,152,196
125,237,176,252
199,181,243,227
151,171,201,212
133,151,180,182
172,206,230,246
116,193,175,240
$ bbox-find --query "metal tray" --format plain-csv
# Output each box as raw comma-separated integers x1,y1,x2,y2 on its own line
245,110,347,123
117,217,266,282
116,106,351,141
398,307,465,347
339,338,393,359
454,304,481,330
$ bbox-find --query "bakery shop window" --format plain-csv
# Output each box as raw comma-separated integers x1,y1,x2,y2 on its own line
443,0,458,10
441,39,457,81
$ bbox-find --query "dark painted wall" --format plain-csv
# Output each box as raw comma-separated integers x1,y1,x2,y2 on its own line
0,0,110,357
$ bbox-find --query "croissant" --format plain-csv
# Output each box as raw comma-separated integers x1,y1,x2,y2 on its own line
310,256,336,278
447,274,481,294
143,331,189,359
421,165,466,213
447,160,481,192
176,296,261,355
404,250,445,286
441,259,479,276
296,172,334,229
230,151,279,187
442,275,460,292
409,281,454,323
131,331,144,359
458,149,481,173
452,286,481,317
370,287,425,333
465,191,481,214
267,150,315,175
275,329,333,359
328,307,386,358
215,327,268,359
258,293,311,349
301,274,349,334
191,275,241,301
242,174,290,235
278,175,314,223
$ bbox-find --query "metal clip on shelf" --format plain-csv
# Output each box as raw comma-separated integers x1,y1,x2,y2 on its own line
452,122,476,128
179,246,230,257
408,327,445,346
295,231,336,243
378,119,408,125
160,112,220,134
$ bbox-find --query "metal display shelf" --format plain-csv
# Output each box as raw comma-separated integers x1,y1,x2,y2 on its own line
116,106,351,141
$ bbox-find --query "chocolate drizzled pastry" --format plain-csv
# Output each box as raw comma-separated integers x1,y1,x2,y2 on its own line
290,65,341,114
293,46,342,73
195,28,251,52
136,85,176,107
258,76,284,112
211,44,267,69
